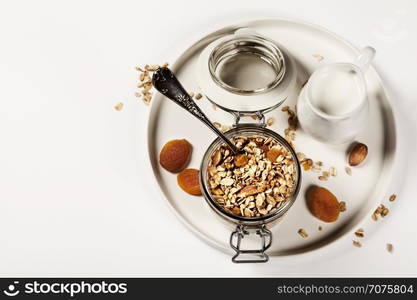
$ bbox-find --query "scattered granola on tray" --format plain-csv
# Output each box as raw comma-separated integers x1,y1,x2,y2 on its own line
372,204,389,221
298,228,309,238
135,63,169,105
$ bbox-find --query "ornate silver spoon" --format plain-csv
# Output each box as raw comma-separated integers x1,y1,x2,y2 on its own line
152,67,240,154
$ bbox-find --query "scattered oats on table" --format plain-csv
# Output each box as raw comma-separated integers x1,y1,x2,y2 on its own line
188,92,195,98
207,135,297,218
114,102,123,111
353,240,362,248
386,243,394,254
298,228,309,238
135,63,169,105
195,93,203,100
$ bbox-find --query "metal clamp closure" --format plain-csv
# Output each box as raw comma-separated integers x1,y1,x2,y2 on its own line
232,111,266,127
229,225,272,263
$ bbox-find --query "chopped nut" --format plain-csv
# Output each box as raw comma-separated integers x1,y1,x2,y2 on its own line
266,117,275,127
386,243,394,254
114,102,123,111
318,175,328,181
372,204,389,220
353,240,362,248
354,228,364,238
297,152,306,160
389,194,397,202
213,122,222,129
329,167,337,177
211,150,222,167
212,103,217,110
195,93,202,100
298,229,308,238
145,64,160,71
339,201,346,212
188,92,195,98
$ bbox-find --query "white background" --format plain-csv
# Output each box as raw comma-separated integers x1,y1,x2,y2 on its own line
0,0,416,277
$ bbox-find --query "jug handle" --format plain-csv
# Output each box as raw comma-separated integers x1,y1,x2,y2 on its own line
355,46,376,73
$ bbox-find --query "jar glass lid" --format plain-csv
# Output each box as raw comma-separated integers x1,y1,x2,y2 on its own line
197,28,297,113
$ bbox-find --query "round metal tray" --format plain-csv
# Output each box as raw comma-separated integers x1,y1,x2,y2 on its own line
147,18,396,259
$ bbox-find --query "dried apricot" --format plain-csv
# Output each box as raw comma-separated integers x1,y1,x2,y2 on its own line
306,186,340,222
234,153,248,167
266,147,282,162
177,168,202,196
159,139,192,173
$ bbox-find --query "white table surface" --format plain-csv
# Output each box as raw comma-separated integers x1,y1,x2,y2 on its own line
0,0,416,277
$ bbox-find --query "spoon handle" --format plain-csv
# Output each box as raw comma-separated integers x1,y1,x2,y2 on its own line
152,67,238,154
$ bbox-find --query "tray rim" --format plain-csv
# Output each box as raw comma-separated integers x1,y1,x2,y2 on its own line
146,17,398,262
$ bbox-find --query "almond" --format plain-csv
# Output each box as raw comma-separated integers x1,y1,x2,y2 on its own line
211,149,222,166
348,143,368,166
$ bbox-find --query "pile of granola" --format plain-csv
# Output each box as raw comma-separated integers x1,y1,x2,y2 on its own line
207,135,297,217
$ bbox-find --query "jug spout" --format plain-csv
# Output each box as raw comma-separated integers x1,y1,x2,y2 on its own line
355,46,376,72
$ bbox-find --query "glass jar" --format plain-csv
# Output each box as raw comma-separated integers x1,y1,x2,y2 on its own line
199,121,301,263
